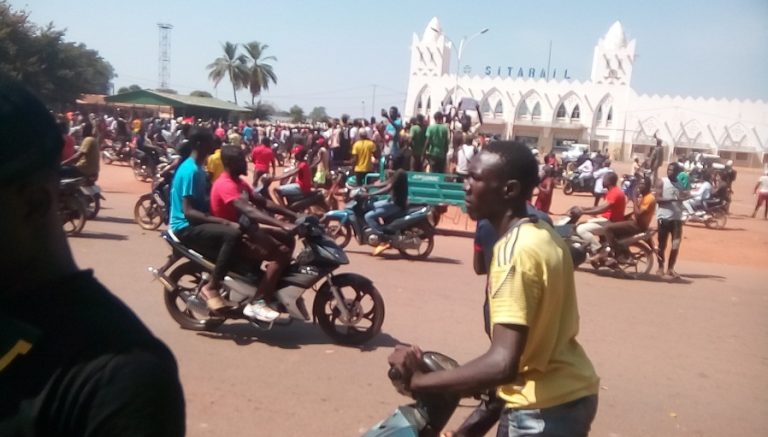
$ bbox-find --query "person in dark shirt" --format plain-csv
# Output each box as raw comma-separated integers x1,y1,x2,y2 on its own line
362,169,409,255
0,79,185,436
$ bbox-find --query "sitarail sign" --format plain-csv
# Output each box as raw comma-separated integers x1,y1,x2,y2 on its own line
481,65,572,80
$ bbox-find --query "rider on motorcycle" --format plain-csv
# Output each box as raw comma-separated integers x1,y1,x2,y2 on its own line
683,170,713,215
360,169,408,255
60,121,99,180
576,155,594,181
270,145,315,207
572,172,627,254
210,146,298,322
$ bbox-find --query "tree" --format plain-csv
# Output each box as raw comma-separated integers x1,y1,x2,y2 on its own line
155,88,177,94
309,106,329,123
128,84,142,92
190,90,213,98
246,101,276,120
242,41,277,105
289,105,305,123
117,87,130,94
0,2,115,108
206,41,248,105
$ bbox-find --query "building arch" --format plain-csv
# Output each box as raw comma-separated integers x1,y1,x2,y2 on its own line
516,89,544,120
413,85,432,116
479,87,510,119
550,90,584,124
592,93,614,127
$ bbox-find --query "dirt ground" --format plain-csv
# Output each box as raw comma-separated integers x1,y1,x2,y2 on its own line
66,161,768,436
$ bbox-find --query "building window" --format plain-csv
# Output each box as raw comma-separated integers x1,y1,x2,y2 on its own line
736,152,749,160
494,100,503,116
596,105,603,124
532,102,541,119
606,107,613,124
517,101,529,118
556,104,567,119
426,97,431,111
481,100,492,114
571,105,580,120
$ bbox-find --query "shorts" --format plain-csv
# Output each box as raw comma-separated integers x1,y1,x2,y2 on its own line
758,192,768,203
276,183,304,197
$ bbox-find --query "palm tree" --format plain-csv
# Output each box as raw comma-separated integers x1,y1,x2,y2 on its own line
242,41,277,105
206,42,248,104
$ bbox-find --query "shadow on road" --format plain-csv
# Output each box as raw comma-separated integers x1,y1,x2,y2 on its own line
70,231,128,241
197,321,400,351
581,268,694,284
95,216,136,225
680,273,726,280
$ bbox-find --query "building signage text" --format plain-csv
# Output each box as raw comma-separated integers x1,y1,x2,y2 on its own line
483,66,571,80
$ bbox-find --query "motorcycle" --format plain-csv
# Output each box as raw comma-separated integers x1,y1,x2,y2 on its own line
79,176,105,219
555,213,655,278
131,143,176,182
562,172,596,195
101,139,133,165
323,188,437,260
682,197,728,229
59,177,88,235
363,351,461,436
149,216,385,345
134,174,171,230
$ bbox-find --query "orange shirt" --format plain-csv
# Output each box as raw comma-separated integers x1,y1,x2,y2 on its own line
636,193,657,230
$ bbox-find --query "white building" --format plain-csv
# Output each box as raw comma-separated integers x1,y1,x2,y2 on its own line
404,18,768,167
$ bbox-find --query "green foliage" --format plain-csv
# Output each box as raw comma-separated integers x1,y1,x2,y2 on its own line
242,41,277,105
206,41,249,105
0,2,115,107
117,87,130,94
190,90,213,98
155,88,177,94
289,105,305,123
309,106,329,123
128,84,142,92
247,101,277,120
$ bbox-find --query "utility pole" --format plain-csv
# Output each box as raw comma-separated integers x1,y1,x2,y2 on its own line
371,84,377,119
157,23,173,89
546,40,552,80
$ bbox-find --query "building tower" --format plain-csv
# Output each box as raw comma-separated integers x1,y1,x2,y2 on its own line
157,23,173,90
590,21,636,86
408,17,452,78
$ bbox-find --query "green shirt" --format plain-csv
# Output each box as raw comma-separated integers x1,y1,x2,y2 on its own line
410,124,426,156
425,123,449,159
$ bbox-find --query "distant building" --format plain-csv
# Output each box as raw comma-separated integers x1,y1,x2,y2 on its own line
405,18,768,166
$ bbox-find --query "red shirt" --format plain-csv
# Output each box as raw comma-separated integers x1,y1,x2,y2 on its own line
601,186,627,222
296,161,312,194
210,172,253,222
251,145,274,172
61,135,76,161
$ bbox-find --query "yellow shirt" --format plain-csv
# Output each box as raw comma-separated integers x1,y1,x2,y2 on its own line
351,139,376,173
75,136,100,177
636,193,657,230
206,149,224,183
489,221,599,409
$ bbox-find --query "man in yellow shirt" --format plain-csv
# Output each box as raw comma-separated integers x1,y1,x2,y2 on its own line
389,141,599,436
206,138,224,183
347,129,377,187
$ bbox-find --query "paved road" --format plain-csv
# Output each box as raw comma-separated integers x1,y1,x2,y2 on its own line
67,163,768,436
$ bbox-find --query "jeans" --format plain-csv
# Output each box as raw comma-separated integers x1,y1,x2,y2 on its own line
576,218,609,251
364,200,402,233
175,223,242,284
496,395,598,437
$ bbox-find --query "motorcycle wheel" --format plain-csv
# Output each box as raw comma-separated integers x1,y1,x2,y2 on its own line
164,261,225,331
563,182,574,195
618,242,654,279
101,151,113,165
134,193,164,230
313,273,385,345
705,210,727,229
85,195,100,220
325,219,352,248
397,224,435,260
60,196,87,235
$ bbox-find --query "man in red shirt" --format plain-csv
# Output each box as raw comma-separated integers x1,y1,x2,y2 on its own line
270,145,314,207
573,172,626,253
251,136,276,185
210,146,298,322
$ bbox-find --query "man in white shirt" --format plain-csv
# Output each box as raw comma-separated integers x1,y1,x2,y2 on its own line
752,168,768,219
455,133,477,182
577,157,594,180
591,160,614,206
683,171,713,214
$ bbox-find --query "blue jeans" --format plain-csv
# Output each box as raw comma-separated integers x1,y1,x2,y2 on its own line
496,395,598,437
364,200,402,233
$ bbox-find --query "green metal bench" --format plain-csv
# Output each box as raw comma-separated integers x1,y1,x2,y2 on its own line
406,172,466,212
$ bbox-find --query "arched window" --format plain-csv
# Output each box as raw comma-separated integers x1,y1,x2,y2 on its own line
426,97,431,111
481,100,492,114
517,100,529,117
532,102,542,118
417,99,423,111
606,107,613,124
556,104,567,119
596,105,603,123
494,100,503,116
571,105,580,120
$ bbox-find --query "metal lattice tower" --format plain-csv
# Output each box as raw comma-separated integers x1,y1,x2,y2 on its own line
157,23,173,89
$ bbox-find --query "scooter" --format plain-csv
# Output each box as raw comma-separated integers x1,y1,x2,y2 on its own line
682,197,728,229
323,188,437,260
134,174,171,230
562,172,596,195
555,212,655,278
363,351,461,436
101,139,133,165
149,216,385,345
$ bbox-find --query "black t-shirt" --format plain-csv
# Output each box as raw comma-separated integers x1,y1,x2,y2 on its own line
391,169,409,209
0,271,185,437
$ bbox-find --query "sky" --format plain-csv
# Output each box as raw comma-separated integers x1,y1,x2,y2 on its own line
11,0,768,117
